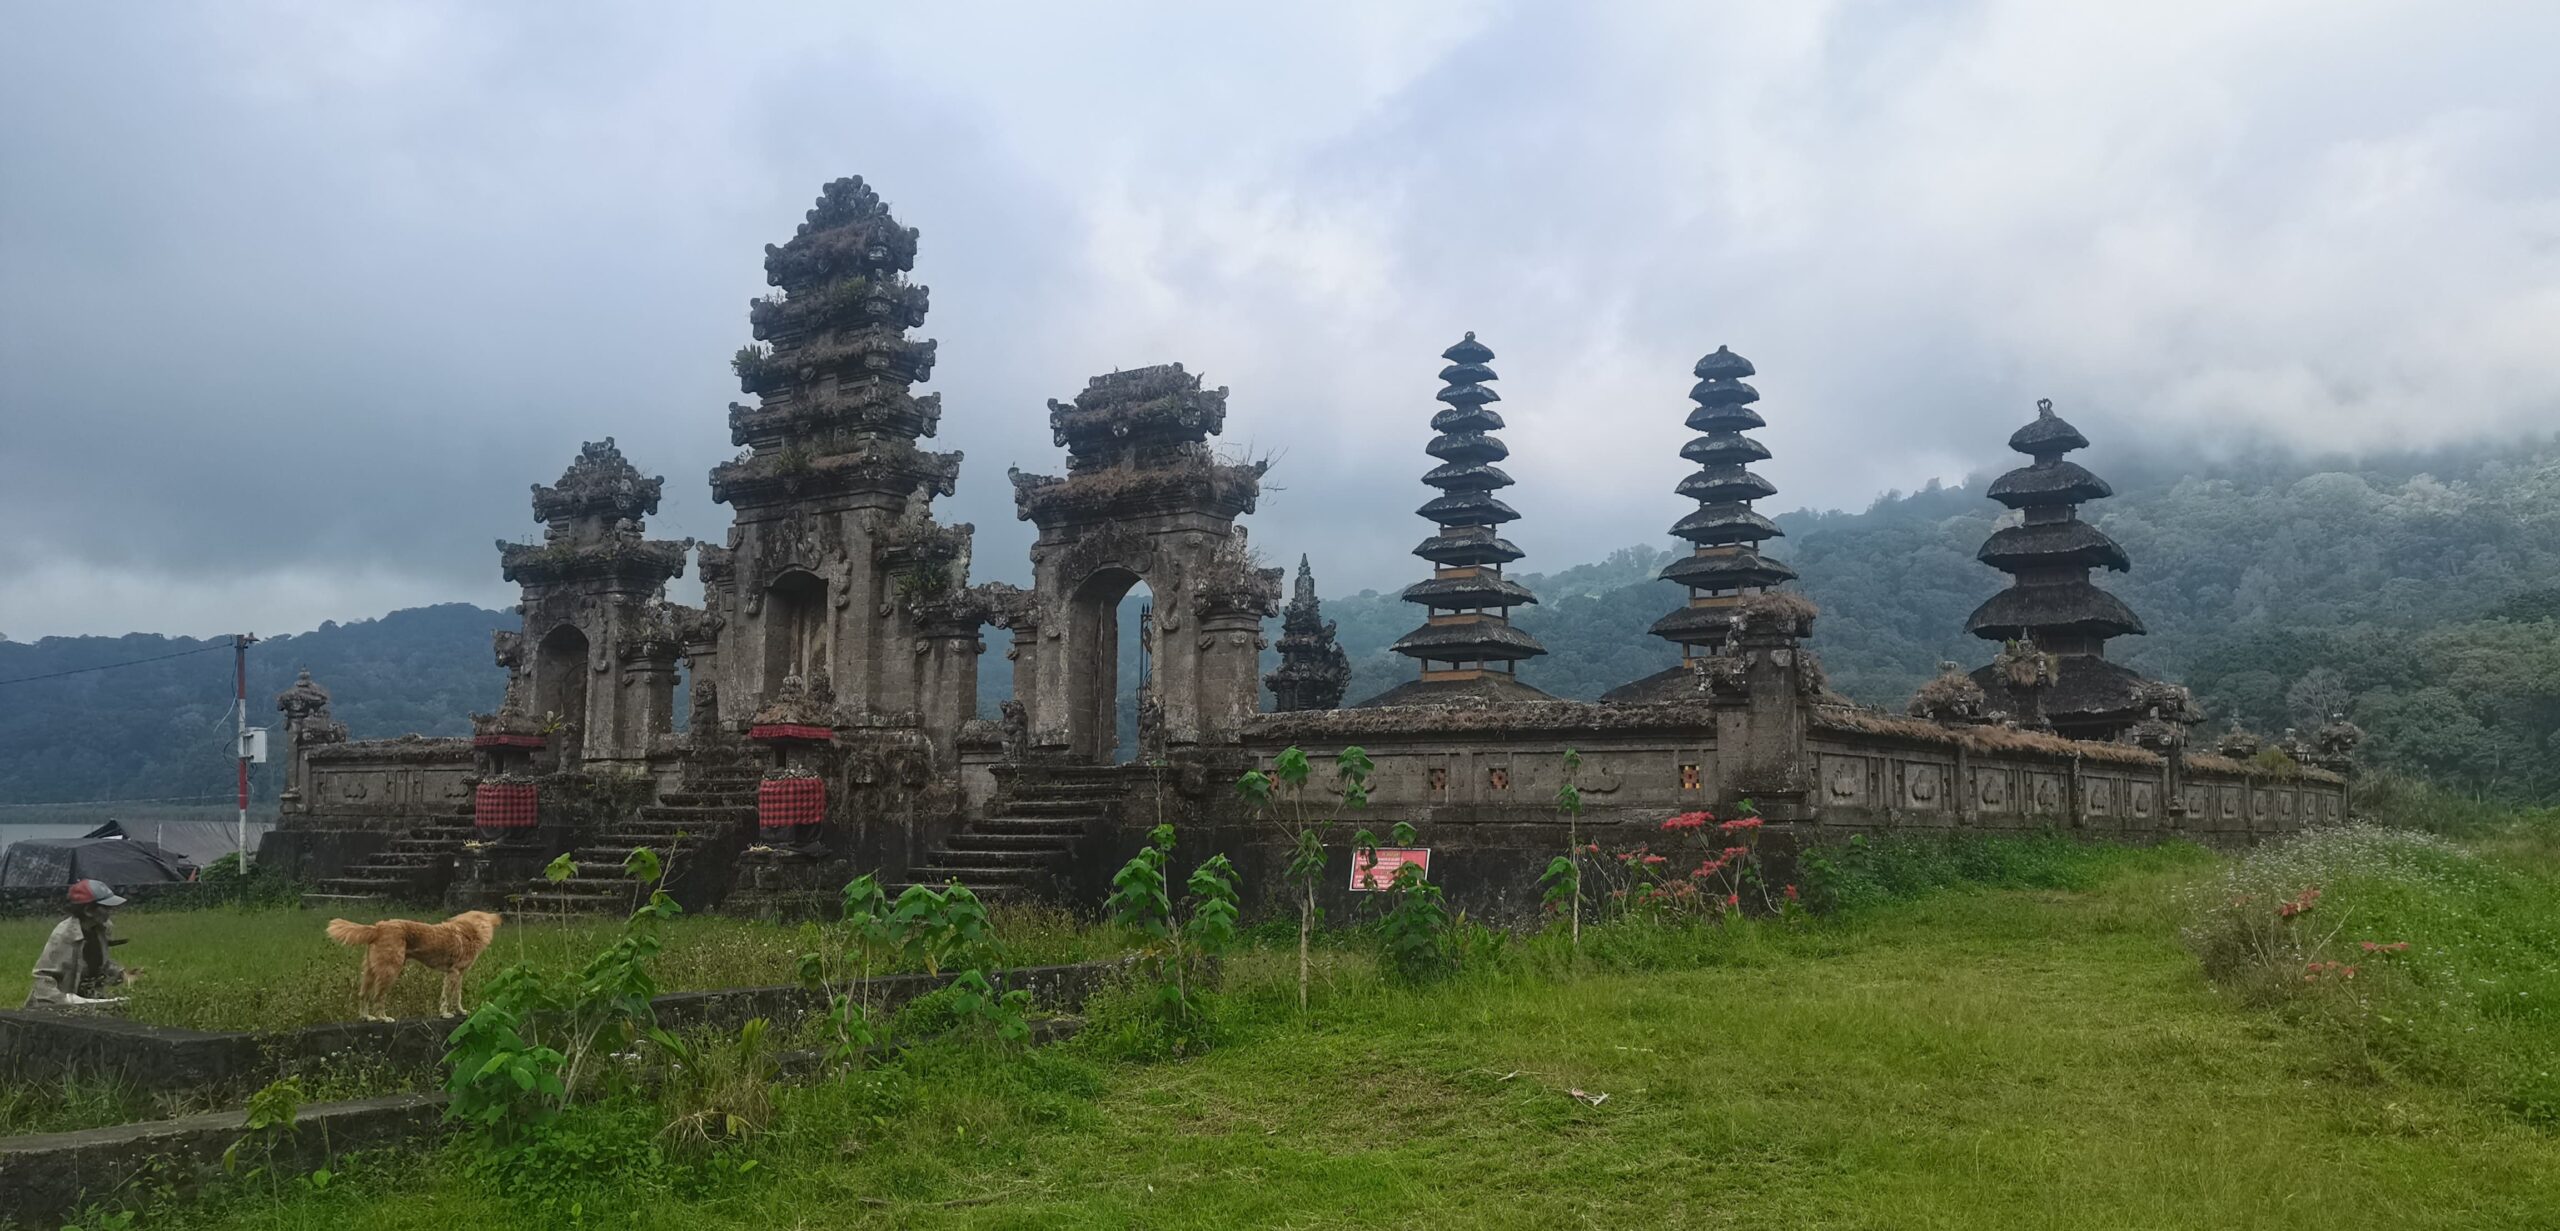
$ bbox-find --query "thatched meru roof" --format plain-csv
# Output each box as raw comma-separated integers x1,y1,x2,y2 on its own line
1965,580,2148,640
1977,520,2130,572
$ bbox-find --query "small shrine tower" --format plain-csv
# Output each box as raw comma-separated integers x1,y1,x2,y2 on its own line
1266,555,1351,712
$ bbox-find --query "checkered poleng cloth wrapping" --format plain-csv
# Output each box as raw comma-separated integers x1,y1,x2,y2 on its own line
759,776,827,833
476,782,538,829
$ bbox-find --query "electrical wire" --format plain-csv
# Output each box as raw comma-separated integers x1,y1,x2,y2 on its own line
0,642,231,687
0,794,242,809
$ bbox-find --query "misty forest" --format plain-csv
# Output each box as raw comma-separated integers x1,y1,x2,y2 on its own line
10,436,2556,809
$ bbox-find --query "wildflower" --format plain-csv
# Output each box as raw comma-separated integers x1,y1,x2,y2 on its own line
1721,845,1749,859
1641,854,1667,866
1583,843,1600,854
1719,816,1764,832
1662,812,1711,832
1782,884,1800,902
1725,893,1740,908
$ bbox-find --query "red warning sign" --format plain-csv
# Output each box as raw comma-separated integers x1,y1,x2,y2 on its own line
1350,848,1429,891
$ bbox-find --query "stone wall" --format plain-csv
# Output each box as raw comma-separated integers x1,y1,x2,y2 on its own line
292,737,475,829
0,883,240,919
1021,699,2355,925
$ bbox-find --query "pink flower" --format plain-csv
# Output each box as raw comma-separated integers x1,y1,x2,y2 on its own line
1719,817,1764,832
1662,812,1711,832
1725,893,1740,908
1641,854,1667,866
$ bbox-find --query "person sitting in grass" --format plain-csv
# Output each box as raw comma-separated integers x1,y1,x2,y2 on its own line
23,879,138,1008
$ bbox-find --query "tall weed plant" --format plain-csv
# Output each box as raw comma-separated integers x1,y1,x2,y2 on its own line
2180,822,2560,1125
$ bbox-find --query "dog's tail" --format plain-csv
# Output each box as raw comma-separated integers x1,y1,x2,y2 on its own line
324,918,379,948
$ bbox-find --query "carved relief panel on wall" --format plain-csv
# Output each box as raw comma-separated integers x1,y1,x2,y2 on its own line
1974,767,2011,812
1822,755,1867,807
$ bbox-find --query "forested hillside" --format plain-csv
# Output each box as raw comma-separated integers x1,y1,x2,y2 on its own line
5,441,2555,806
0,605,513,807
1323,437,2560,800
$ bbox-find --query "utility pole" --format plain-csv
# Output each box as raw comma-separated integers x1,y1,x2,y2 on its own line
233,633,259,861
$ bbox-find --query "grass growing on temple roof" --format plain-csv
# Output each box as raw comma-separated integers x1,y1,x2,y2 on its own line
0,900,1112,1032
130,829,2560,1229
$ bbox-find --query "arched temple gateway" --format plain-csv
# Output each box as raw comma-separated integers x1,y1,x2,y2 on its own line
265,176,2352,918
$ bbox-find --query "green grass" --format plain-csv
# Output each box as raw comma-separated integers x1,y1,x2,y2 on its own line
0,901,1110,1032
123,835,2560,1229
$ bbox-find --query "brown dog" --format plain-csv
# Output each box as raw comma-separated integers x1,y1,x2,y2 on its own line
324,911,502,1021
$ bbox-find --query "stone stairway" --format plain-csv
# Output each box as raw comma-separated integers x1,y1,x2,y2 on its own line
899,765,1129,899
512,761,762,914
301,802,477,909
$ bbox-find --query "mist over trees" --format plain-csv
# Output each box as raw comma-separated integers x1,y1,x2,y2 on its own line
4,439,2555,808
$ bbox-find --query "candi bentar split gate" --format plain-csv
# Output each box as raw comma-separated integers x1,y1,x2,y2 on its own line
260,176,2359,921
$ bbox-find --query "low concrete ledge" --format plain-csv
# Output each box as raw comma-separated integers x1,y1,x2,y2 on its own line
0,1091,444,1229
0,959,1124,1098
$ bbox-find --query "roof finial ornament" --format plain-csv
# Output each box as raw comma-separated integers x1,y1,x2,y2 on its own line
2037,397,2055,417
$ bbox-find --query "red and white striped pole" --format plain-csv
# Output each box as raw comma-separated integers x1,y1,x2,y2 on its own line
234,633,258,861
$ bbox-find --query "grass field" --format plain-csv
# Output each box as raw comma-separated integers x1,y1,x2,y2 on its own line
0,900,1107,1032
116,822,2560,1231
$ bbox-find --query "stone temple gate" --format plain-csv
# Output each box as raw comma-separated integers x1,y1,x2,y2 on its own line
1005,364,1281,762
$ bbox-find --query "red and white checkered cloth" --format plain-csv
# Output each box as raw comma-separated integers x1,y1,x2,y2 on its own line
758,776,827,833
475,782,538,829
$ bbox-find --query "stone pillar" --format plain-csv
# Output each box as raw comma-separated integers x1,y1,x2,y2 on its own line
1155,588,1203,749
915,623,981,765
1708,595,1818,821
1194,608,1266,748
623,653,679,751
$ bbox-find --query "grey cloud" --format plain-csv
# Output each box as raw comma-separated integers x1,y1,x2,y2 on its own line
5,1,2556,638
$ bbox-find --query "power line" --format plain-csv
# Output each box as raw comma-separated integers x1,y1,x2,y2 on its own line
0,794,243,809
0,642,231,687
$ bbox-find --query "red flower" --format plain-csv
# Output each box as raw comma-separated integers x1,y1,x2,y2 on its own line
1719,816,1764,832
1662,812,1711,832
1782,884,1800,901
1724,893,1740,908
1642,854,1667,866
1722,845,1749,859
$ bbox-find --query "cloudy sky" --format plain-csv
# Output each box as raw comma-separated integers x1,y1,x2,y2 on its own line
4,1,2556,640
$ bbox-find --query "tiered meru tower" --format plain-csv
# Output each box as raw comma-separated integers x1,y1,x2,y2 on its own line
1603,346,1795,702
1965,398,2154,739
698,177,982,751
1361,333,1551,706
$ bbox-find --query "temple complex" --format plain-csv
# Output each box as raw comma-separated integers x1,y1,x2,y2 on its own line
1965,399,2157,739
1363,333,1550,706
261,174,2351,921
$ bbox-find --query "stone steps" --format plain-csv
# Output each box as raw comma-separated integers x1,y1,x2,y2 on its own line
997,798,1110,818
904,863,1042,888
920,845,1060,869
942,832,1077,853
298,891,392,910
